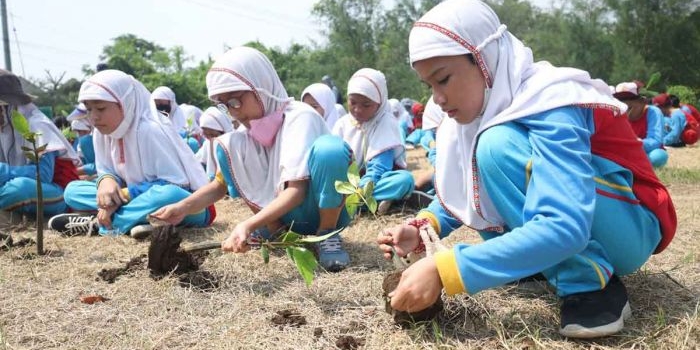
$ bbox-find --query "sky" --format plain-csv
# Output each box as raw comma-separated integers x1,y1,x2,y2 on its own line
1,0,551,83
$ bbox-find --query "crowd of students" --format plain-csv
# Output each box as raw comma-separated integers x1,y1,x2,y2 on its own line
1,0,689,340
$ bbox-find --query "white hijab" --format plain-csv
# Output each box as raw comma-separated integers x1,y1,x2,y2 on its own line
79,70,207,190
196,106,234,177
332,68,406,169
301,83,340,130
207,46,329,208
421,96,444,131
0,103,80,166
389,98,402,119
409,0,627,230
151,86,187,133
71,118,92,132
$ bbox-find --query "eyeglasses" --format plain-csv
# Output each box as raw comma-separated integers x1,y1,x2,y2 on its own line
214,97,243,119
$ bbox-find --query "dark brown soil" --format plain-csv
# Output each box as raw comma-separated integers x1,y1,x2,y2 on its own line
313,327,323,337
336,335,366,349
97,255,146,283
270,309,307,327
148,225,204,275
178,270,219,291
382,269,443,327
0,234,34,251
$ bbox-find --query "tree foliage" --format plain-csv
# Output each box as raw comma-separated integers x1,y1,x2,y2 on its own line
31,0,700,116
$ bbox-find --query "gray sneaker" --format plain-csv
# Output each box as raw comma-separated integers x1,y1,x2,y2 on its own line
315,230,350,272
130,224,154,239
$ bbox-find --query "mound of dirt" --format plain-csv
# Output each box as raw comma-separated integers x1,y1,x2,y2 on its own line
97,256,146,283
178,270,220,291
270,309,307,327
336,335,366,349
382,269,443,327
148,225,204,275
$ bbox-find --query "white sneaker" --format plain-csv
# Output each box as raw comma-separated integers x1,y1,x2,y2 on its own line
130,224,154,239
377,200,393,215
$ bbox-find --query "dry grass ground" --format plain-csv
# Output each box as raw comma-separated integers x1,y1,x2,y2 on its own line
1,147,698,350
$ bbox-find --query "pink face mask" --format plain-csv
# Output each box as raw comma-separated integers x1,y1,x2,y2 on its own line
248,103,287,147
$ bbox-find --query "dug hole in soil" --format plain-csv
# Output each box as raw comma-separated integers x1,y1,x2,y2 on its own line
97,225,219,291
382,268,443,327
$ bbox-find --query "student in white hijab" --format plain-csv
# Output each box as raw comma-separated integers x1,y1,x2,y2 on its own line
388,98,408,144
376,0,675,339
151,86,200,153
48,70,213,237
0,69,81,217
70,118,97,178
332,68,415,215
334,103,347,119
194,106,234,179
151,46,353,272
301,83,340,130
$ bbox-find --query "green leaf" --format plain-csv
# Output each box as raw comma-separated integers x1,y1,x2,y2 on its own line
21,146,33,152
261,245,270,264
25,153,37,162
281,230,301,244
290,247,317,286
298,228,343,243
346,203,357,218
62,127,77,140
647,72,661,89
10,111,30,135
346,193,362,205
347,162,361,187
366,196,378,214
363,181,374,200
36,144,47,153
334,181,355,195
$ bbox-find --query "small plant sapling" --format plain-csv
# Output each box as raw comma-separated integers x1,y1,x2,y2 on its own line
334,162,378,218
11,111,48,255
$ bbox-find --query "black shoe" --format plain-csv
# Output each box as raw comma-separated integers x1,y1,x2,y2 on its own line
403,190,434,210
559,275,632,338
48,214,97,236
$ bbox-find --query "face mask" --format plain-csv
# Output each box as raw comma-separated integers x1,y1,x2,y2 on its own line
155,103,171,114
248,104,287,147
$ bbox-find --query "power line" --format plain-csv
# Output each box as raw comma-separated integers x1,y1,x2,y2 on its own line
9,11,24,76
177,0,314,33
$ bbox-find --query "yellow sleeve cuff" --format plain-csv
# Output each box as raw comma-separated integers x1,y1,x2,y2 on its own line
120,188,131,202
416,210,440,236
215,171,226,187
434,249,467,295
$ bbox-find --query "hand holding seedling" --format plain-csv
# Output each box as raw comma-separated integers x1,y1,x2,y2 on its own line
221,222,254,253
388,257,443,313
377,224,421,260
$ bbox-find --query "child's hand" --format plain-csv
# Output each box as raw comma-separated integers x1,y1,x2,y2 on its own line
388,257,443,312
96,177,126,210
377,223,420,259
150,204,186,226
96,206,118,230
221,222,253,253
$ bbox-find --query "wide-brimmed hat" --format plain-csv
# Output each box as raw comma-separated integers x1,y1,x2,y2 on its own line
612,82,642,101
0,69,36,105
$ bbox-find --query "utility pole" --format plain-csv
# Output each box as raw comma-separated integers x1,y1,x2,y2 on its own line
1,0,10,71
